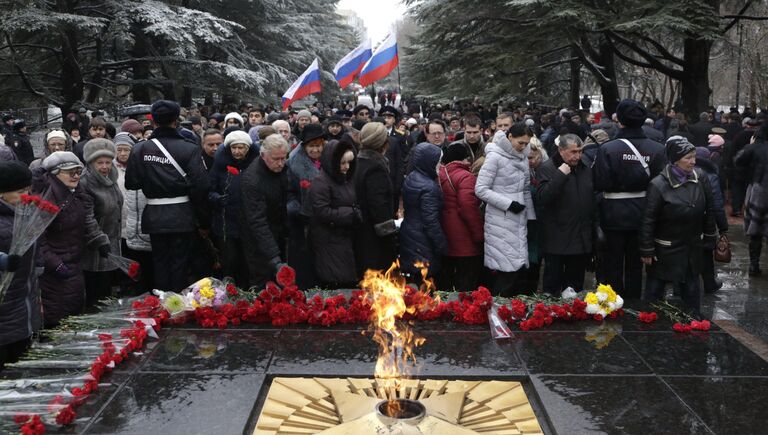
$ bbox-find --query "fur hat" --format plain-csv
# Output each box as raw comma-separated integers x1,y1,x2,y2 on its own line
224,130,253,148
0,161,32,193
120,119,143,134
83,138,116,163
43,151,83,174
360,122,388,151
301,123,325,144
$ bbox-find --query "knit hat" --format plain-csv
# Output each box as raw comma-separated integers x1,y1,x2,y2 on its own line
224,130,252,148
114,132,135,148
695,146,711,160
327,115,344,126
360,122,388,151
46,130,67,143
665,136,695,164
406,118,417,127
0,161,32,193
224,112,244,126
708,134,725,148
615,99,648,128
301,123,325,144
120,119,143,134
296,109,312,120
83,138,117,163
150,100,181,125
43,151,83,173
442,142,471,164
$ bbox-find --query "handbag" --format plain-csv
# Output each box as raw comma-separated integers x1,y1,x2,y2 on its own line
714,234,731,263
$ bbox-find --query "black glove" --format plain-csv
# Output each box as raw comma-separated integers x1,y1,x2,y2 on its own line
508,201,525,213
5,254,21,272
54,263,74,279
98,244,111,258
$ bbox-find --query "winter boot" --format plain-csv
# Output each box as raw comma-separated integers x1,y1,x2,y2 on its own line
748,236,763,276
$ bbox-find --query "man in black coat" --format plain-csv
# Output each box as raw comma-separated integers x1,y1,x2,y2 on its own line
381,105,407,215
125,100,211,292
240,134,290,288
6,120,34,165
593,99,666,299
535,134,594,294
354,122,398,275
689,112,715,147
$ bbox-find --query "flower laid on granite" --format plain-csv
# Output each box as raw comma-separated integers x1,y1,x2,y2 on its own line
584,284,624,320
651,300,711,333
183,278,228,309
638,312,658,323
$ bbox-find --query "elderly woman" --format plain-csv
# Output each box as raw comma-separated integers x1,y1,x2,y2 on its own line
640,136,716,316
80,139,123,307
30,129,72,169
240,134,290,288
209,130,257,288
33,152,109,327
475,123,536,296
286,123,325,289
0,162,40,369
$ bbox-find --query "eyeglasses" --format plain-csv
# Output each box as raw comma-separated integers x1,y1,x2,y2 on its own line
60,168,83,176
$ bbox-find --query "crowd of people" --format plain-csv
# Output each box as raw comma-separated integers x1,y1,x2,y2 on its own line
1,94,766,370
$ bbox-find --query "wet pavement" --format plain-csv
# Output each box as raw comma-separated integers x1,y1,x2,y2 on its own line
2,220,766,434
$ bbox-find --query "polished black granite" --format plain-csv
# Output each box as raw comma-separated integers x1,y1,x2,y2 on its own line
3,322,767,435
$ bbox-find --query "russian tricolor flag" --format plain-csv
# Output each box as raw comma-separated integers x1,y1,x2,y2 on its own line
358,33,398,87
282,58,322,110
333,39,372,89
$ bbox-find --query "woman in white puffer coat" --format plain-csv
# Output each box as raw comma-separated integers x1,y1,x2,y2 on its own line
475,123,536,296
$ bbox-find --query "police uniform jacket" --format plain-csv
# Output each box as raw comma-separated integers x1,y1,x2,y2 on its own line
124,126,211,234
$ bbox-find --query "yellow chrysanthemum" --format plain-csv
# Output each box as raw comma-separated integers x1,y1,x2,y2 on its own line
597,284,617,303
198,278,212,288
585,292,599,305
199,286,215,299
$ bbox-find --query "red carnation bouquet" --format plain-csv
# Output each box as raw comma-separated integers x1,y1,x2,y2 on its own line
0,194,61,303
108,253,140,281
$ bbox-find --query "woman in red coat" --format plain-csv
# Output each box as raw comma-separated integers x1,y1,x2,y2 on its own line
438,142,484,291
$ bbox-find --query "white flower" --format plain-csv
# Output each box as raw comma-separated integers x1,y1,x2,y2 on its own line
561,287,577,300
597,291,608,302
199,296,212,307
607,302,616,311
615,295,624,309
586,303,599,314
598,309,607,318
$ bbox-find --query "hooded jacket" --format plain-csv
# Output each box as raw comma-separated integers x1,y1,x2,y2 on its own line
438,160,483,257
475,130,535,272
400,143,447,276
309,140,358,284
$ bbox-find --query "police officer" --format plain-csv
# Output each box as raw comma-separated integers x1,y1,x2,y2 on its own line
7,119,34,165
593,99,666,299
124,100,211,291
381,105,407,215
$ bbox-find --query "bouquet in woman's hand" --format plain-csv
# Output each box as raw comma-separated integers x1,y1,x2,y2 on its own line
107,253,140,281
0,194,60,303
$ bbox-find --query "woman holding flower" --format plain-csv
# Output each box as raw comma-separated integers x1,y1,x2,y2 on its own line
0,161,40,369
209,130,257,288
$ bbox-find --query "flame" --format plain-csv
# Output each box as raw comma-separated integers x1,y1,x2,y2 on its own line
361,260,433,408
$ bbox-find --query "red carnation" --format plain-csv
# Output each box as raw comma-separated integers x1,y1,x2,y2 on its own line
226,283,238,297
226,166,240,175
276,264,296,287
55,404,76,425
300,179,311,189
127,262,140,279
638,312,658,324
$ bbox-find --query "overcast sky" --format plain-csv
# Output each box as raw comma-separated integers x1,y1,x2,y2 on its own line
337,0,408,43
